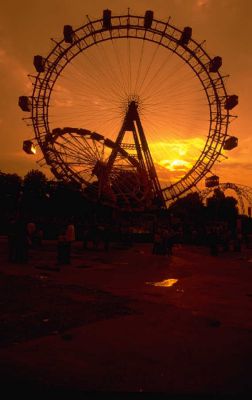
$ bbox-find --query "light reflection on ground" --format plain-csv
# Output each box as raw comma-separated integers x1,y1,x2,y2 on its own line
146,278,178,287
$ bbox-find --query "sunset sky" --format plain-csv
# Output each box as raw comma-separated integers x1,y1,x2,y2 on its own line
0,0,251,193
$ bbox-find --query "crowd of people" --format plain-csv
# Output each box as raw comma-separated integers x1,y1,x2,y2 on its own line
152,226,176,255
5,214,252,265
6,217,116,265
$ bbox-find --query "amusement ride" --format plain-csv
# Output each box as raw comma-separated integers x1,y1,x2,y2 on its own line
19,9,239,211
200,183,252,217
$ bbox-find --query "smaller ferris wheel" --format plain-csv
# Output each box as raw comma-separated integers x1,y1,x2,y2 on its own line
200,182,252,216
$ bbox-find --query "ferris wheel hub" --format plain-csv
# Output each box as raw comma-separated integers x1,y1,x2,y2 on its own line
127,100,138,118
127,94,140,105
124,94,142,114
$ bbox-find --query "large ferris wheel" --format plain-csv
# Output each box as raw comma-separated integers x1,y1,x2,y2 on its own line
19,9,238,210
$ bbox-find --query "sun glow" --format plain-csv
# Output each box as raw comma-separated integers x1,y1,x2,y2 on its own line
149,137,204,173
160,159,192,172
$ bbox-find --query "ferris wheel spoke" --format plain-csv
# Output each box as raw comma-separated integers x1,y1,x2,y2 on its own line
142,61,200,100
50,106,122,120
107,38,127,97
70,134,101,160
98,41,129,98
152,83,205,101
63,57,123,104
139,49,175,98
142,74,202,105
59,160,95,176
133,37,145,95
55,135,87,153
127,37,133,94
136,41,161,96
53,146,91,164
55,138,96,162
57,71,123,110
71,166,95,177
80,47,127,100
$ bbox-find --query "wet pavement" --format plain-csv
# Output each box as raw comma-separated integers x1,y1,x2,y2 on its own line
0,236,252,396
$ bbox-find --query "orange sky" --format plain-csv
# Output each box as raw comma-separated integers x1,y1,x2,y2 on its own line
0,0,251,193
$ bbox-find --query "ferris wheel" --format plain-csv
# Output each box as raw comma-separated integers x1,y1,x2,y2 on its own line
19,9,239,210
200,182,252,216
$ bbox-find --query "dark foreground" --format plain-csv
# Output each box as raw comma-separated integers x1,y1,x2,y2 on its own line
0,236,252,397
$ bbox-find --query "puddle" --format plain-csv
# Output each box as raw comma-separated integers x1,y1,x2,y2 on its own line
146,278,178,287
39,274,48,280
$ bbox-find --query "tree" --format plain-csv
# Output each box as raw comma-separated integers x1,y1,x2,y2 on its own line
0,171,22,197
23,169,48,197
0,171,23,232
169,192,205,224
48,180,87,218
21,169,49,217
206,188,238,231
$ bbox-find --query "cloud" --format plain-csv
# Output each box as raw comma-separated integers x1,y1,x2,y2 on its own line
0,46,31,91
220,160,252,171
196,0,209,7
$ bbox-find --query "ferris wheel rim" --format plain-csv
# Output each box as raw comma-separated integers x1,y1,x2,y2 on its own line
29,11,231,202
45,126,151,210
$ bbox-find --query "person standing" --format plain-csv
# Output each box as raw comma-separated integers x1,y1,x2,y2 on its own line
82,223,89,250
27,221,36,247
153,227,162,255
57,229,68,265
15,219,29,263
8,218,18,262
65,220,76,263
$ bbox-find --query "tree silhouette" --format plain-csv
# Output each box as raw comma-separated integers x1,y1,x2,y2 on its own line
0,171,22,232
206,188,238,232
21,169,49,217
23,169,48,197
170,192,205,224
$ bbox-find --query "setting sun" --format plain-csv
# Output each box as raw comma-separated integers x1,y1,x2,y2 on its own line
149,138,204,181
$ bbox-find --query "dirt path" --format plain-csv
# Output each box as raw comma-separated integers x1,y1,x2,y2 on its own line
0,237,252,395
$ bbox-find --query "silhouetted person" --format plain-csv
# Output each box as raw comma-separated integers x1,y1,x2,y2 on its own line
65,220,75,262
27,221,36,247
153,228,162,254
208,227,218,256
91,224,99,249
163,227,175,255
57,228,70,265
82,224,89,249
14,219,29,263
234,233,242,252
33,226,43,247
8,218,18,262
103,223,111,251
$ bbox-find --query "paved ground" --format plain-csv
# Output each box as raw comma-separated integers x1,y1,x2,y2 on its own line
0,236,252,396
